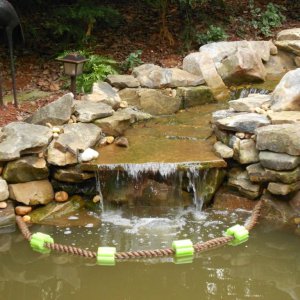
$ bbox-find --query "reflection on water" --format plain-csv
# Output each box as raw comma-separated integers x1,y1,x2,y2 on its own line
0,207,300,300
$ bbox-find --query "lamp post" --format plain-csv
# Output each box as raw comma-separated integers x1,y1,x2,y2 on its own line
56,53,88,99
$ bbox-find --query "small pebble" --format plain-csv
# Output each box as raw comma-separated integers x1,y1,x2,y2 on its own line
68,119,74,124
93,195,101,203
115,137,129,148
71,115,77,123
23,215,31,223
15,206,32,216
106,136,115,144
52,127,60,134
53,132,59,138
0,202,7,209
119,101,128,108
55,191,69,202
38,152,44,158
235,132,245,139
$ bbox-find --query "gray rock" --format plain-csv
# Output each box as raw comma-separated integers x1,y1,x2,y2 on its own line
3,156,49,183
47,123,102,166
177,86,215,108
106,75,140,88
270,69,300,111
132,64,204,88
233,139,259,164
9,179,54,205
0,177,8,201
268,181,300,196
0,122,52,161
211,109,243,124
115,136,129,148
94,107,151,136
213,141,233,158
84,81,121,108
53,165,95,183
275,40,300,56
213,125,232,145
268,111,300,124
229,94,271,112
228,168,262,199
256,124,300,156
247,163,300,184
138,89,182,114
26,93,74,125
216,113,270,133
74,100,114,122
182,52,203,76
259,151,300,171
295,57,300,67
0,201,15,233
277,28,300,41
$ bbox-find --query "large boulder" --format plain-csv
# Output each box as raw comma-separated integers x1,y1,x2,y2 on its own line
94,107,151,136
277,28,300,41
0,177,9,201
106,75,140,89
47,123,102,166
74,100,114,122
176,86,215,108
215,113,270,133
0,122,52,161
84,81,121,108
270,69,300,111
229,94,271,113
132,64,204,88
199,41,275,84
275,40,300,56
3,156,49,183
25,93,74,125
256,124,300,156
9,179,54,205
138,89,182,114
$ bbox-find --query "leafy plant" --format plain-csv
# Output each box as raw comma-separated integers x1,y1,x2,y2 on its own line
249,1,286,37
58,50,118,93
196,25,228,45
121,50,143,72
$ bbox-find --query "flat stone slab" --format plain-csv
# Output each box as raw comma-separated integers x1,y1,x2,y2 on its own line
0,122,52,161
277,28,300,41
0,201,15,233
275,40,300,56
107,75,140,88
74,100,114,123
229,94,271,112
268,181,300,196
82,104,227,171
259,151,300,171
26,93,74,126
216,113,270,133
53,165,95,183
213,141,233,159
268,111,300,124
211,109,245,124
247,163,300,184
256,124,300,156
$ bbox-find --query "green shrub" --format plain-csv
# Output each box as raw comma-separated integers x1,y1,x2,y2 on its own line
249,1,286,37
196,25,228,45
57,50,118,93
121,50,143,72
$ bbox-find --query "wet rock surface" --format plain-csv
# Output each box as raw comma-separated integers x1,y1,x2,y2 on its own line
3,156,49,183
53,165,95,183
0,122,52,161
0,201,15,233
177,86,215,107
228,94,271,113
259,151,300,171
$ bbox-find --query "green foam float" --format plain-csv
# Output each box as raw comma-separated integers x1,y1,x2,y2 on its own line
226,224,249,246
30,232,54,254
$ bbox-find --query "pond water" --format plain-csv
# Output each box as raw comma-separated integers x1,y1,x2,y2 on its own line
0,205,299,300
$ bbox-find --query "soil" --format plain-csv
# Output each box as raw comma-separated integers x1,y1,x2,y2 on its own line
0,0,299,127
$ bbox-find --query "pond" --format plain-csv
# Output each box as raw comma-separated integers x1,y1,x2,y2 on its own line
0,205,299,300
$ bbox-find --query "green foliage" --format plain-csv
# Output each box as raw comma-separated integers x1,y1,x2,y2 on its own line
121,50,143,72
249,1,286,37
58,50,118,93
196,25,228,45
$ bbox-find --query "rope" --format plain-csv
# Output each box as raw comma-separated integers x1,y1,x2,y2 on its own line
16,200,263,261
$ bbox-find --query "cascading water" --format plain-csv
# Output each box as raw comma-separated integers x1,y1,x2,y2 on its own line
231,87,270,100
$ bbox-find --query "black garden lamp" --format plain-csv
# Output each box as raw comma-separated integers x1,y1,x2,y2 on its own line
56,53,88,99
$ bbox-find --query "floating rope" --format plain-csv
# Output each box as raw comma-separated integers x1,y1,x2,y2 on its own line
16,200,263,262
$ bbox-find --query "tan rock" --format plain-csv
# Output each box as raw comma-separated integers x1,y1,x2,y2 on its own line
93,195,101,203
23,215,31,223
0,202,7,209
9,180,54,205
15,206,32,216
55,191,69,202
268,111,300,124
106,136,115,144
295,57,300,67
268,181,300,195
277,28,300,41
275,40,300,56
